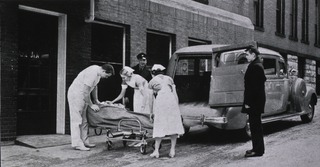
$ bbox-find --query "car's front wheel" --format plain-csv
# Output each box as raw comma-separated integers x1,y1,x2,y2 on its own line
300,101,315,123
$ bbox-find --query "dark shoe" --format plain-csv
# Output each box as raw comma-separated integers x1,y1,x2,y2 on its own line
245,151,263,157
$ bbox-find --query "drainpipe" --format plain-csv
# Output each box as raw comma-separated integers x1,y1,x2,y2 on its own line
85,0,95,22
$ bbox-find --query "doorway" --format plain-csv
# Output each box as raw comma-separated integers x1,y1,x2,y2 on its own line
17,10,58,135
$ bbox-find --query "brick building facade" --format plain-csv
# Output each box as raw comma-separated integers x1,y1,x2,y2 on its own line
248,0,320,89
1,0,254,142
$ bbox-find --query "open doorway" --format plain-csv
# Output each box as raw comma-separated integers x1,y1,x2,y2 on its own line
17,10,58,135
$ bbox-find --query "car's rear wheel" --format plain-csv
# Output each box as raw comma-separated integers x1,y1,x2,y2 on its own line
300,101,315,123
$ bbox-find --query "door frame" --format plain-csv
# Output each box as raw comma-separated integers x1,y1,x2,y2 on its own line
19,5,67,134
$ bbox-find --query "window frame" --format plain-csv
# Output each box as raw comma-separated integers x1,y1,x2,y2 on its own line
289,0,298,41
254,0,264,31
315,0,320,47
275,0,286,37
301,0,309,44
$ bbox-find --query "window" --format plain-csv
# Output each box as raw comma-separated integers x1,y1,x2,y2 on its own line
91,24,129,101
263,58,277,76
147,30,175,68
193,0,208,5
289,0,298,41
315,0,320,46
217,50,248,67
279,61,287,77
254,0,264,30
301,0,309,44
276,0,285,36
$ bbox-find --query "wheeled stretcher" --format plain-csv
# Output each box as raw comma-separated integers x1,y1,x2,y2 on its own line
87,103,155,154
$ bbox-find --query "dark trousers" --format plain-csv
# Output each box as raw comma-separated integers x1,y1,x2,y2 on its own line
249,112,265,154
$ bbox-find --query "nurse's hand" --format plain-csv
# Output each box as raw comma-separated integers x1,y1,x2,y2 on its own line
90,104,100,112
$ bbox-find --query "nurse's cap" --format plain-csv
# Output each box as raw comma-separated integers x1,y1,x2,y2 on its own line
123,66,135,73
151,64,166,71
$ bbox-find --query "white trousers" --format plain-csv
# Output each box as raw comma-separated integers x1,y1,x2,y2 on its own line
67,89,90,147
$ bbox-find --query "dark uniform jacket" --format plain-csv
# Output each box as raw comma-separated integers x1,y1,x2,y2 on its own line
242,57,266,114
132,64,152,82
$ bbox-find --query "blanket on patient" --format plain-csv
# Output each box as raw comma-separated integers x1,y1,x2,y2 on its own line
87,103,153,133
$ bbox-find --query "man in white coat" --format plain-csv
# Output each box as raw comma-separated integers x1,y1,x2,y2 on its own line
67,64,114,151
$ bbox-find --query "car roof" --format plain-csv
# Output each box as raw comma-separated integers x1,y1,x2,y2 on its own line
174,44,282,58
175,44,227,54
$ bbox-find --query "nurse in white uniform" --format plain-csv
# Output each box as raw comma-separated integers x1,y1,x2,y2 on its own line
110,66,152,114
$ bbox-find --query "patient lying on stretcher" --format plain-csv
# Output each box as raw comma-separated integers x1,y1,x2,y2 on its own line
87,102,153,133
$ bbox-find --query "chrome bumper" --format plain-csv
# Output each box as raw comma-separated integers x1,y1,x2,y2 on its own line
183,115,227,126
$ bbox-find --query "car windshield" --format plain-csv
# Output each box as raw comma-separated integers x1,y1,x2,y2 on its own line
216,49,248,67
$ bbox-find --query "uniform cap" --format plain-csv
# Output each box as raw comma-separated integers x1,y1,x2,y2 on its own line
245,44,260,55
136,53,147,60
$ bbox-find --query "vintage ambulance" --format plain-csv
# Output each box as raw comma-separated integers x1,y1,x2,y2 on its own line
167,41,317,137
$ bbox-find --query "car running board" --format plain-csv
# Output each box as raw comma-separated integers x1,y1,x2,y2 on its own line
262,110,310,124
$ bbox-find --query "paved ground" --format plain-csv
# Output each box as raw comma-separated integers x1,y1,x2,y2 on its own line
1,99,320,167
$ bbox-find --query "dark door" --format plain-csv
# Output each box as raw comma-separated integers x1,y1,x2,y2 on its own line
317,61,320,95
17,11,57,135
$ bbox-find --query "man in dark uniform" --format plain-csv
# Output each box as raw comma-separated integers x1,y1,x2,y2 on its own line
242,45,266,157
132,52,152,81
125,53,152,110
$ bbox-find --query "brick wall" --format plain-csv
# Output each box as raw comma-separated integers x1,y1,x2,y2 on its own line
287,54,316,89
253,0,320,58
250,0,319,91
96,0,253,66
1,2,19,142
304,59,316,88
208,0,249,17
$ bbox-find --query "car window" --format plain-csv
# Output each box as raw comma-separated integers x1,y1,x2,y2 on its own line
175,57,212,76
217,49,248,67
279,60,287,77
263,57,277,76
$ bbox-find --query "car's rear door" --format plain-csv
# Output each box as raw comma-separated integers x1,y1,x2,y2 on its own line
209,42,256,107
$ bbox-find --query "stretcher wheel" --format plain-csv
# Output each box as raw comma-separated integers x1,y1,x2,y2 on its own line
94,128,102,135
140,144,147,154
106,141,113,150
